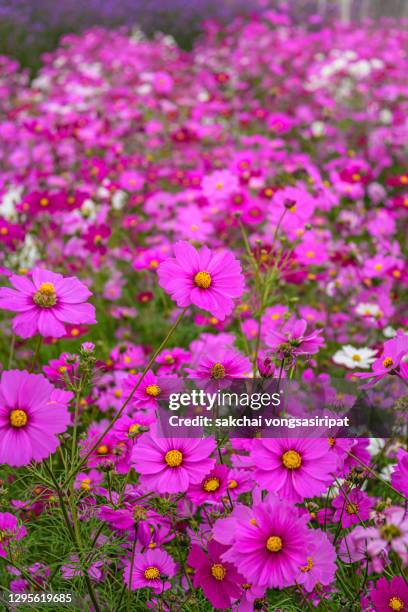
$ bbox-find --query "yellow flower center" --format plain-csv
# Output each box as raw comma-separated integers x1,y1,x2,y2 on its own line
0,227,8,235
211,563,226,580
300,556,314,572
128,424,140,435
346,503,358,515
80,478,91,491
150,259,159,269
146,384,161,397
352,354,361,362
383,357,394,368
194,270,212,289
9,409,28,428
282,450,302,469
203,477,220,492
33,282,57,308
164,354,175,363
133,505,147,521
381,524,401,540
228,479,238,489
144,566,160,580
40,197,49,206
389,597,404,611
96,445,109,455
165,449,183,467
266,536,283,552
328,437,336,448
211,362,226,380
114,389,122,398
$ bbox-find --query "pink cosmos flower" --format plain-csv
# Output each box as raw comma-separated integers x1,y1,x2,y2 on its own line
332,487,374,528
156,347,190,374
80,429,131,474
62,556,103,581
123,370,176,409
188,540,245,610
187,464,229,504
201,170,239,203
265,318,324,360
295,529,336,592
158,241,244,321
364,506,408,558
132,430,216,494
0,268,96,339
358,331,408,383
0,370,72,467
123,548,176,593
0,512,27,557
392,449,408,497
251,438,337,502
221,497,310,588
187,348,251,391
74,470,104,494
370,577,408,612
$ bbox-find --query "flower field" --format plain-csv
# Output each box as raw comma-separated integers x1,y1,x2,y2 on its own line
0,9,407,612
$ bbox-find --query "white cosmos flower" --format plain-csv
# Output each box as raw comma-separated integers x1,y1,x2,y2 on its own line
333,345,377,369
355,302,383,318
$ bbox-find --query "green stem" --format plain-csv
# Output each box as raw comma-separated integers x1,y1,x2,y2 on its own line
30,335,42,372
64,307,188,486
43,462,100,611
8,334,15,369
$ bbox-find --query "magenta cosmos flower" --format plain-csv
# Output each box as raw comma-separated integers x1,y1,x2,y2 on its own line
158,241,244,321
187,540,244,609
221,497,310,589
295,529,336,592
132,430,216,493
187,464,229,504
251,438,337,502
187,348,251,391
123,548,176,593
0,370,72,467
265,318,324,359
371,577,408,612
0,268,96,338
0,512,27,557
332,487,374,528
392,449,408,497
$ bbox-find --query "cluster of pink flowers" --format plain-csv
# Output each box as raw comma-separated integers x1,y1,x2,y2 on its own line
0,7,407,611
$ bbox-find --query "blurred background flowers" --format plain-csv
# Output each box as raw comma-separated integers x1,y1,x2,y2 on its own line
1,0,407,74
